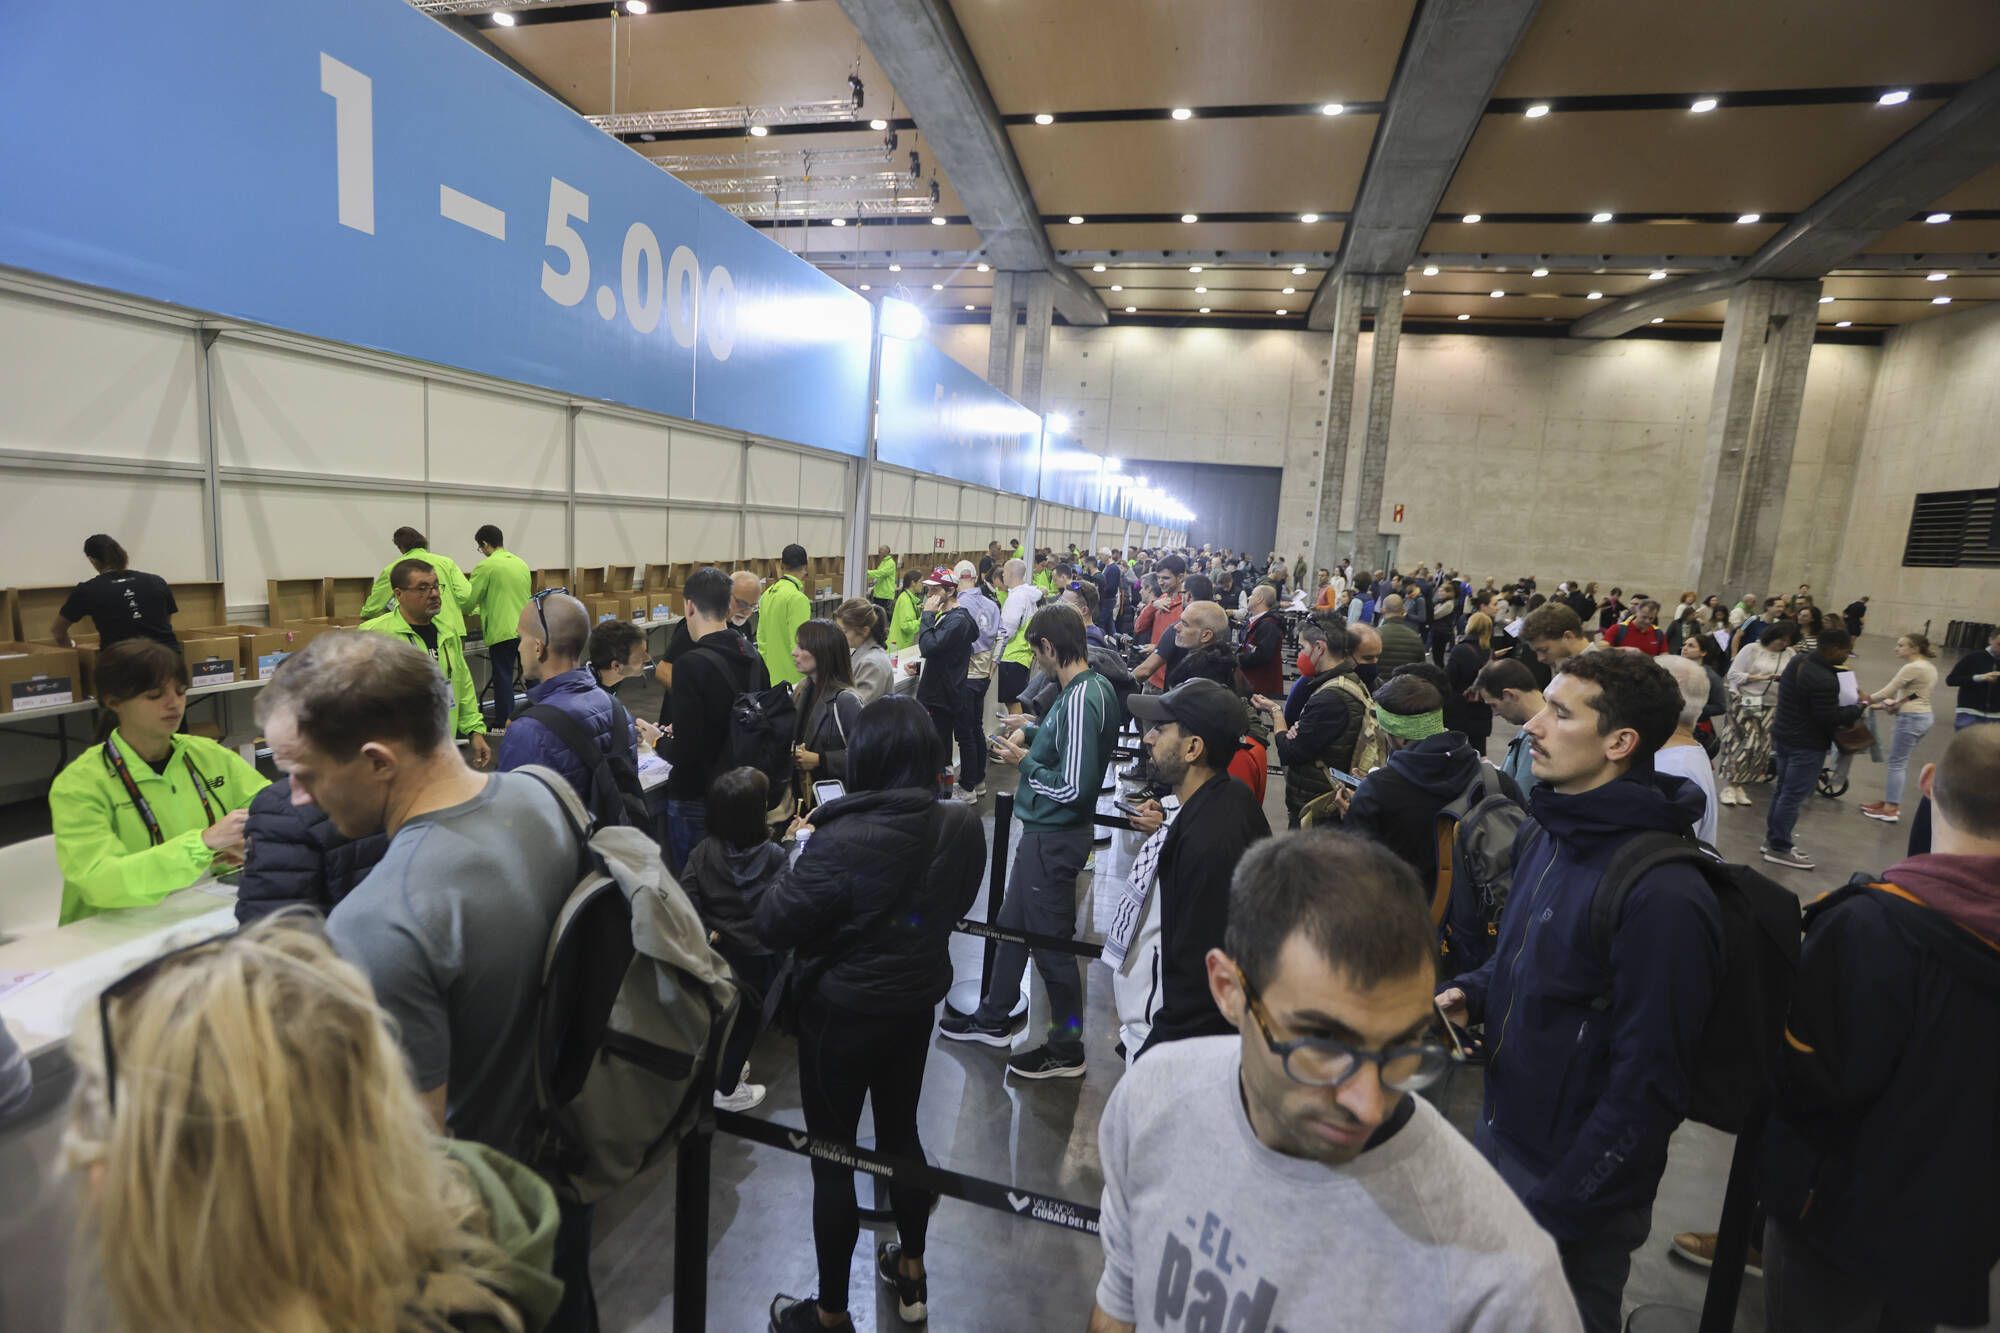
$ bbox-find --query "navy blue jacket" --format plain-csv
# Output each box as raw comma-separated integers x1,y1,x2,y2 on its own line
1453,764,1723,1240
235,777,389,924
496,667,638,801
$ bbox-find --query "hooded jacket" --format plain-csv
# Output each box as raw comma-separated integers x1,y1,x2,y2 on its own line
753,790,985,1013
234,776,388,924
680,836,789,956
1761,853,2000,1327
1452,765,1723,1241
1770,650,1864,753
1346,732,1512,897
495,667,638,801
440,1139,564,1333
665,628,768,801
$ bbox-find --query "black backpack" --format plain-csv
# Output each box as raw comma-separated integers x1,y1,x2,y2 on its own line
1586,832,1802,1132
517,697,653,838
722,683,797,794
1430,766,1529,973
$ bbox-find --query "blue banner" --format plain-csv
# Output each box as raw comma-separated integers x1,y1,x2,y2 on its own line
0,0,872,456
875,334,1042,496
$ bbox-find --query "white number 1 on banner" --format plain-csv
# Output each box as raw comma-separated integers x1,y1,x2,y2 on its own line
320,54,375,235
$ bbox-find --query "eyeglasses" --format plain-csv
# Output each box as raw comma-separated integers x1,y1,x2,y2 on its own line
531,586,568,641
98,927,245,1112
1237,972,1462,1092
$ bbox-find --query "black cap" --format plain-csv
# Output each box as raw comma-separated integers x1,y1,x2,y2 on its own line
1126,678,1248,764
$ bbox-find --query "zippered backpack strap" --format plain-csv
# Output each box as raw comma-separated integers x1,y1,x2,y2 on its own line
1430,766,1504,926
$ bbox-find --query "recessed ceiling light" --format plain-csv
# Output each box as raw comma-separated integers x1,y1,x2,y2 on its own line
1188,264,1203,273
1275,309,1288,316
1591,211,1614,223
1648,270,1667,280
870,118,888,131
1403,288,1411,296
964,304,975,311
889,263,901,272
1587,291,1603,300
490,9,515,24
1300,212,1320,223
625,0,648,13
1818,295,1833,304
1651,317,1665,324
1034,113,1054,126
749,125,769,137
1422,265,1439,276
1199,307,1211,314
1462,213,1482,224
1690,97,1717,113
1835,320,1852,327
1878,89,1911,106
1490,289,1504,298
1933,295,1952,304
976,262,990,272
1170,108,1193,121
1291,265,1307,275
1737,213,1762,224
1457,313,1470,321
1531,267,1549,277
1110,284,1122,292
1068,216,1085,225
1181,214,1199,224
1928,271,1948,281
1926,211,1952,224
930,216,946,226
1195,286,1207,293
1525,104,1551,119
1125,305,1137,313
1092,263,1106,273
1320,103,1344,116
1282,286,1296,294
931,283,943,291
859,283,871,291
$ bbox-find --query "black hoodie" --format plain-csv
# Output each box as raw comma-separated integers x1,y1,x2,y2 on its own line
1347,732,1511,897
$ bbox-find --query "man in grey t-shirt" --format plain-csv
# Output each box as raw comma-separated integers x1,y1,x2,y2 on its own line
1090,832,1579,1333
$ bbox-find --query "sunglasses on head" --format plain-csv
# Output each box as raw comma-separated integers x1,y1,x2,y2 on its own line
531,586,569,640
97,926,249,1113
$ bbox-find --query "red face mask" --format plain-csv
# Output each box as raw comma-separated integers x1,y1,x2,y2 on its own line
1296,648,1316,677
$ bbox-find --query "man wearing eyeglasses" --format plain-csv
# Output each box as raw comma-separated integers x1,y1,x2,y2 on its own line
1090,833,1580,1333
360,558,490,769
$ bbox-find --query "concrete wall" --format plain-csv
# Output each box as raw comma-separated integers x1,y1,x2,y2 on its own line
933,322,1881,597
1831,302,2000,643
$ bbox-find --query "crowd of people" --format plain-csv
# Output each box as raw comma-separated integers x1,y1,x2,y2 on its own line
10,527,1999,1333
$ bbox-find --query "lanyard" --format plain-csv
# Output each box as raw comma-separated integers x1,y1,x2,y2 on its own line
102,735,220,847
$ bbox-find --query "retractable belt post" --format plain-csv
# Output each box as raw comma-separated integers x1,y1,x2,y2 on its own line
671,1115,713,1333
977,790,1014,990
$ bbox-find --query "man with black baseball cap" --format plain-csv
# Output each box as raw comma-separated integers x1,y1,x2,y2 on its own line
1124,678,1272,1056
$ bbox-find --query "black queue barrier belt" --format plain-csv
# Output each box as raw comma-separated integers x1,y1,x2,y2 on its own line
952,917,1105,958
712,1109,1103,1236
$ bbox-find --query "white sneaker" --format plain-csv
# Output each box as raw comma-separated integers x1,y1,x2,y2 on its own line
714,1082,767,1113
950,786,980,805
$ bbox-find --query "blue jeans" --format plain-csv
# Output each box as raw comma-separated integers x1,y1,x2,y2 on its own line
1956,711,1997,730
487,637,521,729
1766,745,1821,852
1883,711,1933,805
665,798,707,875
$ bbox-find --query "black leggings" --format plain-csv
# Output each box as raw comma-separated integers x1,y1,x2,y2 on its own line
796,997,935,1313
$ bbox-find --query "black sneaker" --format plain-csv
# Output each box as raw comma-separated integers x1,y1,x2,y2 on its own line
938,1011,1021,1047
876,1242,929,1324
1007,1045,1086,1079
769,1294,852,1332
1760,845,1816,870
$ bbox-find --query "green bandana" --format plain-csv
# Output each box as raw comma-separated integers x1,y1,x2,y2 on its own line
1373,705,1445,741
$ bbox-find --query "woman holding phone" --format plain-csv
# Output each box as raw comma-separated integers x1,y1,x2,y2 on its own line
791,619,865,807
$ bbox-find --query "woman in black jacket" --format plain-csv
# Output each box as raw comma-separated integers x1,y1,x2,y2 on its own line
234,776,388,924
790,618,864,804
1444,612,1494,755
755,697,985,1333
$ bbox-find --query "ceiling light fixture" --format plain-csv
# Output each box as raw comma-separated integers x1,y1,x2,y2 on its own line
1926,211,1952,224
965,304,975,311
1818,295,1833,304
1835,320,1852,327
748,125,769,137
1300,212,1320,223
1181,213,1199,224
1034,113,1054,125
1422,264,1439,276
1490,289,1504,298
1587,290,1604,300
1068,215,1084,225
1928,271,1948,281
931,282,943,290
1282,286,1296,294
1110,284,1123,292
859,283,870,291
1275,309,1288,316
1092,263,1106,272
1737,213,1761,224
1933,295,1952,304
1525,103,1551,119
829,217,845,227
1456,313,1470,321
976,262,990,272
1320,103,1344,116
930,215,946,225
1188,264,1203,273
1648,270,1667,280
1403,288,1411,296
1532,267,1549,277
889,263,901,272
1195,285,1207,293
1125,305,1137,313
1650,317,1665,324
1291,265,1307,275
1689,97,1717,113
1199,307,1211,314
1461,213,1482,224
1591,211,1613,223
1170,107,1193,120
490,9,515,24
1878,89,1911,106
869,118,888,131
625,0,648,11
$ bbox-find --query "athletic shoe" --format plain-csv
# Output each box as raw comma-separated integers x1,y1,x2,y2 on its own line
949,786,980,805
1007,1045,1086,1079
1760,845,1816,870
1118,762,1149,781
938,1011,1021,1047
1671,1231,1763,1277
876,1242,929,1324
975,783,988,798
770,1295,852,1332
714,1082,768,1113
1860,803,1900,824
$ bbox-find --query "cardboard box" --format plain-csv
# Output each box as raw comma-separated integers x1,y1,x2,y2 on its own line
327,576,374,618
182,634,243,690
0,590,15,643
533,567,570,593
266,578,328,625
167,581,228,630
295,615,365,630
605,564,636,592
642,563,676,591
182,623,326,681
585,593,649,623
643,589,683,620
11,585,73,643
0,641,80,714
572,566,608,597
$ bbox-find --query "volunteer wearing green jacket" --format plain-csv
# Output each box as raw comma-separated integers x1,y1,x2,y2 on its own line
359,526,473,637
867,545,898,615
888,569,925,652
468,524,533,730
360,558,491,767
940,604,1120,1078
49,639,267,924
756,543,815,687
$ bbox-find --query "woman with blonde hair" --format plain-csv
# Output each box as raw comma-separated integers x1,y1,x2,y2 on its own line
1444,611,1496,755
1859,631,1940,824
833,597,893,704
65,917,562,1333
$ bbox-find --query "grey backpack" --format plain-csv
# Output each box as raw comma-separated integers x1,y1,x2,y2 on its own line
518,767,740,1206
1430,764,1528,974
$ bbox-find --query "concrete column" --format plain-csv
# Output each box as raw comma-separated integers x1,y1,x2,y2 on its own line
1308,274,1366,575
1683,279,1822,597
1017,272,1056,413
986,271,1019,394
1349,279,1406,575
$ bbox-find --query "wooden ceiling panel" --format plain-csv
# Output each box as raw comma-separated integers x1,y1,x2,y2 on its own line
1824,273,2000,300
1443,104,1928,214
1054,221,1345,253
1410,273,1661,299
1089,268,1317,294
1012,119,1376,215
1865,219,2000,252
488,5,900,118
1935,163,2000,209
1419,221,1768,257
1494,0,2000,96
803,223,987,253
954,0,1415,114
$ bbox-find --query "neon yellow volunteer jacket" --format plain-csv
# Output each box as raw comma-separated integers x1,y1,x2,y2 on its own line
868,555,898,600
50,730,269,924
889,589,921,651
359,547,474,637
756,574,813,687
359,609,488,738
468,547,533,646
